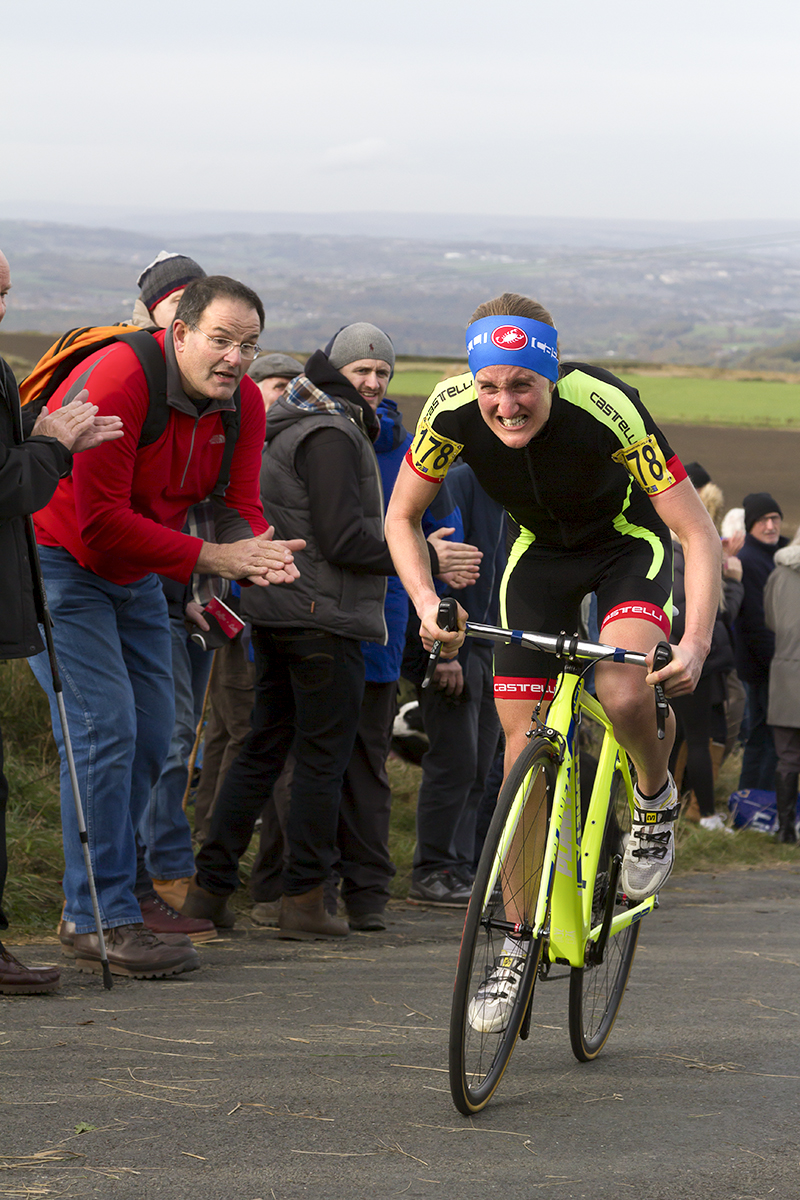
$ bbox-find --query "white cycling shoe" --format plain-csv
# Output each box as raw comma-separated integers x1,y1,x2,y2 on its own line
621,774,680,903
467,952,527,1034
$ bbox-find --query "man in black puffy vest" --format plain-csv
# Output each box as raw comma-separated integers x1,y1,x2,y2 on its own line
188,323,398,939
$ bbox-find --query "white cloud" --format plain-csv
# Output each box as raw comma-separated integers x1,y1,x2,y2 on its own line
320,139,391,171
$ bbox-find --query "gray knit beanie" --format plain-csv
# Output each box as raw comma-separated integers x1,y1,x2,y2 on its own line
248,353,303,383
137,251,206,314
327,323,395,372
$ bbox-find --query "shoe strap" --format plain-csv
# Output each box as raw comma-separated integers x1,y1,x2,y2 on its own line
632,801,680,827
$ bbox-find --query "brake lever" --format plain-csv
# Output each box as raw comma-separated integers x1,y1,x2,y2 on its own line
421,597,459,689
652,640,672,740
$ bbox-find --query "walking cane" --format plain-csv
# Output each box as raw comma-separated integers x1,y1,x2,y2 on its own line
182,651,216,813
25,515,113,990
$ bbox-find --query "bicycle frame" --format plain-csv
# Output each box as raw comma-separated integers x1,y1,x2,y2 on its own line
466,623,658,969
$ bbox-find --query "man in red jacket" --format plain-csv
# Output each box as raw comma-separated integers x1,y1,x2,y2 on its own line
29,275,303,979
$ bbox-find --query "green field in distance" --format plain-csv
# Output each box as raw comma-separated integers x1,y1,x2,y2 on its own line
391,367,800,428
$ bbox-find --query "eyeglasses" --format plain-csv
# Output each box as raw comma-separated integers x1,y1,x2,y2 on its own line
190,325,261,360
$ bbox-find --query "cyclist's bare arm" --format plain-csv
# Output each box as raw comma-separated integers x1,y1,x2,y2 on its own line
648,478,721,696
385,459,466,656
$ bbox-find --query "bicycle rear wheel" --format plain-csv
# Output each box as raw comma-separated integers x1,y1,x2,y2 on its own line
568,766,641,1062
449,737,557,1115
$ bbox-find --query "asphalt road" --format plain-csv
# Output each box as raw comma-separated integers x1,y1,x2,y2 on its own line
2,867,799,1200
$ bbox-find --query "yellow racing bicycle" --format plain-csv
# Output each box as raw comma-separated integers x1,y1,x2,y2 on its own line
434,603,671,1115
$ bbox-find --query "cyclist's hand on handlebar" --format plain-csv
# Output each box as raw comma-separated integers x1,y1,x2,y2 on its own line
419,598,467,658
645,638,704,697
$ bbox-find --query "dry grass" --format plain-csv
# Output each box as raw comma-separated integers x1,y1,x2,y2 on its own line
1,661,796,935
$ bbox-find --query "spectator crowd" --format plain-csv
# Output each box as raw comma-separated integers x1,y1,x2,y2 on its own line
0,245,797,994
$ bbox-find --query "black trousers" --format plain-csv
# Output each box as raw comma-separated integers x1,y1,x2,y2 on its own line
0,722,8,930
336,680,398,916
195,626,364,897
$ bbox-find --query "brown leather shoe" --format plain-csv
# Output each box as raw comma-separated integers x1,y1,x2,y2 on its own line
0,943,60,994
139,892,217,944
72,923,200,978
58,914,192,958
152,876,192,911
278,886,349,940
181,877,236,929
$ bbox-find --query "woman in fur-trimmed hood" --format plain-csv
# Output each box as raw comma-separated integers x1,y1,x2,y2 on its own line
764,530,800,842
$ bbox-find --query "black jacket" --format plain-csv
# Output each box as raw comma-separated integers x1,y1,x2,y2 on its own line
734,530,789,684
0,357,72,659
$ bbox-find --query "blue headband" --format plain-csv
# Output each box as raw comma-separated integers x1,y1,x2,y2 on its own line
466,315,559,382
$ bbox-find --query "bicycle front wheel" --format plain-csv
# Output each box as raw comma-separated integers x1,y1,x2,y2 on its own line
568,767,641,1062
449,737,557,1115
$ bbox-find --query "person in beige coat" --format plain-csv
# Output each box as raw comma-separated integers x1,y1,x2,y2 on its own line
764,528,800,843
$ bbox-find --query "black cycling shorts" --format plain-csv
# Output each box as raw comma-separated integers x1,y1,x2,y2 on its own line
493,526,674,702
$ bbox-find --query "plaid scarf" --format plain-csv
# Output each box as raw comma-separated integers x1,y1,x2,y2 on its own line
283,373,360,423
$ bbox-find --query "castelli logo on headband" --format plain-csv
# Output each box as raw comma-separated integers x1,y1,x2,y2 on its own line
491,325,528,352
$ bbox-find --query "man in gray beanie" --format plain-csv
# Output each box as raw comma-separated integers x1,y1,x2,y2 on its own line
248,353,302,413
190,321,480,938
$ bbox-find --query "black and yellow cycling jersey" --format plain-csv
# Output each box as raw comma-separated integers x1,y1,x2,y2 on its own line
406,362,686,692
406,362,685,551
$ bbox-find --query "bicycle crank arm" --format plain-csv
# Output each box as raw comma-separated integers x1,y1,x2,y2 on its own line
585,854,623,967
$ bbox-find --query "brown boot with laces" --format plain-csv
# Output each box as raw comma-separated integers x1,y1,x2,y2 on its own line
278,885,349,940
72,923,200,978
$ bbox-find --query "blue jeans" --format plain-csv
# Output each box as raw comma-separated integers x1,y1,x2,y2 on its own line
28,547,174,933
141,616,212,881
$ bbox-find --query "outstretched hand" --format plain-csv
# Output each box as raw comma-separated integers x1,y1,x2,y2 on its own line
32,391,124,452
428,527,482,591
197,531,306,587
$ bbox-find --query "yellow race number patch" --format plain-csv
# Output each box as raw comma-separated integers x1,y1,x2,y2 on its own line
612,434,675,496
409,420,464,482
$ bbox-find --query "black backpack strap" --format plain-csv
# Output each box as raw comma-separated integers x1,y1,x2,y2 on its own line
114,331,169,448
114,330,241,495
212,387,242,497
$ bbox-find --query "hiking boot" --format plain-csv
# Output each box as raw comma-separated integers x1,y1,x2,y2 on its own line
0,943,60,994
250,900,281,927
181,877,236,929
278,886,349,940
152,876,193,911
139,891,217,943
72,923,200,979
621,775,680,903
467,952,527,1033
346,910,387,932
59,914,191,958
407,870,472,907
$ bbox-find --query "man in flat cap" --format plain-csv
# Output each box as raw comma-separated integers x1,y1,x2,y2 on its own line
247,353,302,413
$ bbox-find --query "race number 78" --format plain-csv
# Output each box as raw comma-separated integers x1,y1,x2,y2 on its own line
612,434,675,496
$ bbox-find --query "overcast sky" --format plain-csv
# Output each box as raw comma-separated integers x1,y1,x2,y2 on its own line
4,0,800,225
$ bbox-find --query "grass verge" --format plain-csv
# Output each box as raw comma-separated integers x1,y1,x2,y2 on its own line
1,663,797,937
